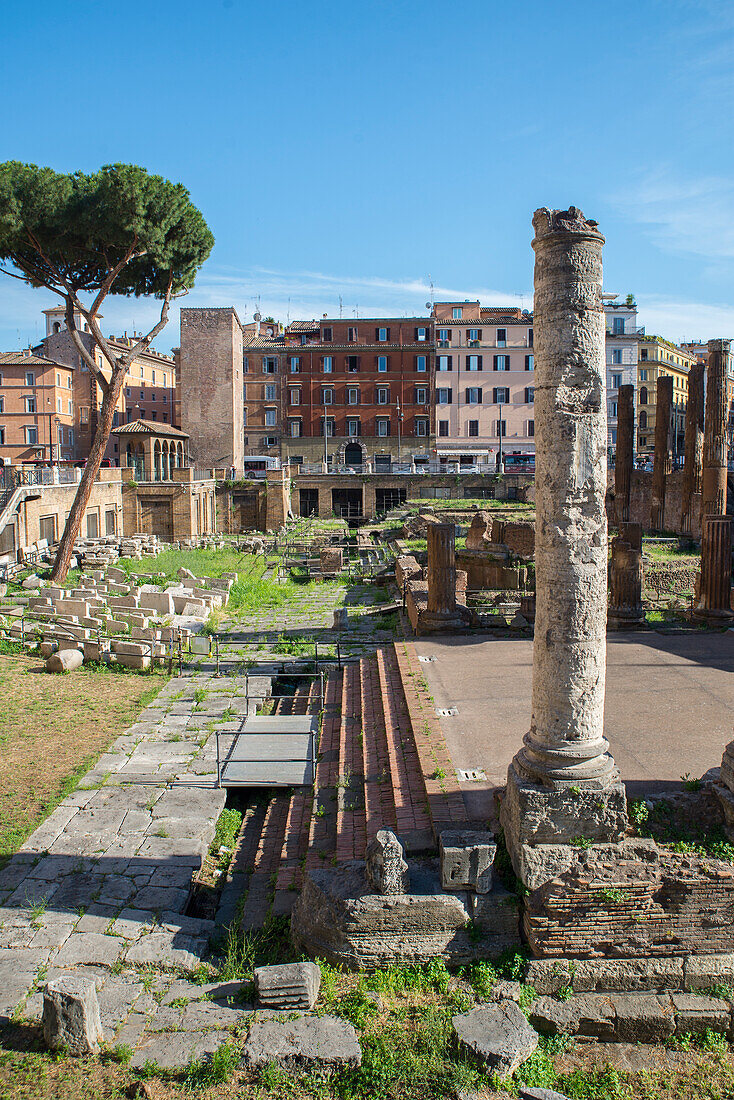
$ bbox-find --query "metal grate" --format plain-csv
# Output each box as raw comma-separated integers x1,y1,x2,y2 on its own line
457,768,487,782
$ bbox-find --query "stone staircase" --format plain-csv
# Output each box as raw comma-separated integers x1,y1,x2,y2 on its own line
218,644,470,932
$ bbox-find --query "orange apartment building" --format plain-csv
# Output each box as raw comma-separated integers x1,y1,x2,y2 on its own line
0,351,76,465
36,305,177,465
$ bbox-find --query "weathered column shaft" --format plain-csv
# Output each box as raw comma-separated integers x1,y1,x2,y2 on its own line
608,522,644,629
681,362,705,534
500,208,627,890
516,207,613,786
701,339,731,520
615,384,634,525
651,375,673,530
698,515,732,617
427,522,457,614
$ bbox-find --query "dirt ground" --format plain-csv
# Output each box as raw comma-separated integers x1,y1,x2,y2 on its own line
0,651,166,859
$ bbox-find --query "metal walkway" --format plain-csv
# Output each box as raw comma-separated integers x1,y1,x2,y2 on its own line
217,714,319,788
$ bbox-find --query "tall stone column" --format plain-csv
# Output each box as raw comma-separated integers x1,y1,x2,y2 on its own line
701,339,730,521
680,363,704,535
614,384,634,525
608,522,644,629
500,207,627,891
426,522,457,615
695,515,733,625
650,375,673,530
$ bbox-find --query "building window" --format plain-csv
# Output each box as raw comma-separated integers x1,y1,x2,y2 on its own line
163,393,167,402
494,355,510,371
289,419,302,438
290,357,301,373
640,348,648,362
639,387,648,404
139,391,144,400
640,369,648,382
376,327,389,342
348,327,358,343
524,387,534,403
612,349,622,364
151,391,156,401
151,410,157,420
611,373,622,389
610,401,618,417
265,408,277,427
528,328,534,347
452,307,463,319
322,355,333,373
264,435,278,446
415,355,427,372
437,387,452,404
377,419,390,437
466,387,482,404
613,317,625,334
151,369,156,384
437,355,452,372
497,328,507,347
347,356,360,372
243,356,249,374
467,355,482,371
25,426,38,444
321,417,334,437
67,376,72,388
415,418,428,436
415,387,428,404
25,371,35,387
377,355,388,372
495,419,506,437
415,327,427,342
525,355,534,371
265,383,277,400
347,387,360,405
438,329,451,345
25,396,36,413
468,328,481,342
0,428,5,445
347,418,361,436
639,411,648,429
493,387,510,403
0,397,3,413
468,420,479,437
289,388,300,406
322,388,334,405
322,326,333,342
264,358,277,374
243,406,248,426
438,420,449,437
377,387,389,405
528,420,535,437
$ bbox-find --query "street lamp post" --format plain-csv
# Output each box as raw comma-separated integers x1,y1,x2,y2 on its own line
497,401,504,471
396,399,403,466
54,417,60,465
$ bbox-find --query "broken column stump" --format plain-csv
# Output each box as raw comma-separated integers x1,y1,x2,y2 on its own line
695,514,733,626
42,975,104,1055
607,522,644,630
365,829,409,895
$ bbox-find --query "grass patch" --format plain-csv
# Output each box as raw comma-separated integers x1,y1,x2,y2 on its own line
0,651,167,860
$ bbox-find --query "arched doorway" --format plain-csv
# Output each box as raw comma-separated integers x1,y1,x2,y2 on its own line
344,442,363,468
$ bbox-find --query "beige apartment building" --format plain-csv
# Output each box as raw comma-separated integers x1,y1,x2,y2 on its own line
636,336,696,458
0,351,75,465
432,302,535,468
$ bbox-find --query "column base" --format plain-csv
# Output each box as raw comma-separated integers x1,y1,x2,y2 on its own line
607,606,646,631
417,606,472,634
500,762,629,890
692,606,734,627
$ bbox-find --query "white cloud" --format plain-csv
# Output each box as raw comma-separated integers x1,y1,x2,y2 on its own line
637,294,734,344
614,170,734,261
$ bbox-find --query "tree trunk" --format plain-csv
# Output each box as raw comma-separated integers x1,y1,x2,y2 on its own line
50,368,126,582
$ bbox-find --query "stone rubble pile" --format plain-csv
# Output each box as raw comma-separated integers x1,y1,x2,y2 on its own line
1,560,237,669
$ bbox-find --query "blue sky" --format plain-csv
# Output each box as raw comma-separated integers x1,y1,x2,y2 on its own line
1,0,733,352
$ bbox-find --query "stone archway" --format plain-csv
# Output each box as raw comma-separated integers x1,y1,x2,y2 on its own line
334,439,367,468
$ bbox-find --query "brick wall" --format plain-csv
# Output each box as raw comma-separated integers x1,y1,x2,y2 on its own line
180,308,244,472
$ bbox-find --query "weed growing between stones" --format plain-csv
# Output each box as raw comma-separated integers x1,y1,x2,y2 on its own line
629,797,734,862
184,1040,241,1088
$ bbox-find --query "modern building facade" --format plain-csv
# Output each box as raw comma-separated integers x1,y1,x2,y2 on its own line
0,350,75,465
603,295,642,459
278,316,434,469
636,336,696,458
431,302,535,467
37,305,176,465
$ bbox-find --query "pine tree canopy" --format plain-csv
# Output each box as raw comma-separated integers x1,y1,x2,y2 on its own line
0,161,214,297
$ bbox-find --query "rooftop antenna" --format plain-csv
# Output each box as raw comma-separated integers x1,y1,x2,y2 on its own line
428,274,435,310
339,296,343,318
287,297,291,326
353,303,359,318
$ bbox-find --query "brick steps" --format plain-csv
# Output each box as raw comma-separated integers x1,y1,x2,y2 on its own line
335,663,367,861
361,654,398,842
